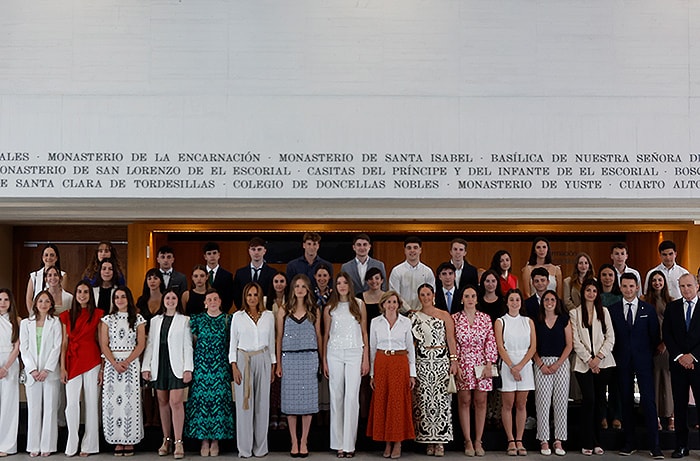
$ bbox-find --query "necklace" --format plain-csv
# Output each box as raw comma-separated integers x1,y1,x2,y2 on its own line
247,310,260,323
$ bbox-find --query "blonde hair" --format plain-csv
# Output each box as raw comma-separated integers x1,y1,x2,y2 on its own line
378,290,402,314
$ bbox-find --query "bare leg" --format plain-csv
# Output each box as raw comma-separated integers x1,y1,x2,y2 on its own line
287,415,299,454
473,390,488,449
457,390,473,450
514,391,528,441
156,390,172,439
501,392,515,441
300,415,313,454
169,389,186,441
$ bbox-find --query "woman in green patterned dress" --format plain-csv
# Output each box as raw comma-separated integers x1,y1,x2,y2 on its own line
185,289,234,456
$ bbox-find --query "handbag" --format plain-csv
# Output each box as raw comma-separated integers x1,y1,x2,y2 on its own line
447,374,457,394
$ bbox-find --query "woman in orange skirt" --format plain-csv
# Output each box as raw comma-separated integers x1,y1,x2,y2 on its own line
367,291,416,459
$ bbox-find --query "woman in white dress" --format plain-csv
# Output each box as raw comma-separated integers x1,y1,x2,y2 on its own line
20,291,63,457
495,289,536,456
0,289,20,457
99,287,146,456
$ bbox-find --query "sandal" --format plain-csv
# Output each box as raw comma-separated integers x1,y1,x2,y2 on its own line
593,447,604,455
669,416,675,431
516,440,527,456
553,441,566,456
158,438,172,456
581,449,593,456
391,442,402,459
507,441,517,457
426,445,435,456
209,441,219,457
540,441,551,456
336,451,345,458
474,441,485,457
173,440,184,460
434,445,444,457
464,440,475,457
345,452,355,458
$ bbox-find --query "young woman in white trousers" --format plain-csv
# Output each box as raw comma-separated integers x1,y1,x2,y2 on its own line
20,291,63,456
323,273,369,458
0,289,20,457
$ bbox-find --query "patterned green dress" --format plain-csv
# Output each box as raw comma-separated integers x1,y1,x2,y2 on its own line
185,312,235,440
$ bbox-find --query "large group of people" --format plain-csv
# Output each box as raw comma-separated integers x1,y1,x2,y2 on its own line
0,235,698,459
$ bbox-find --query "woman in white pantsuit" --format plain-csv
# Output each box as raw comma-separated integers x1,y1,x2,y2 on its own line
20,291,63,457
0,289,20,457
230,282,276,458
323,273,369,458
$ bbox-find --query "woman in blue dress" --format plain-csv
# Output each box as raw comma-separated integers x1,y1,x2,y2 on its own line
185,289,234,457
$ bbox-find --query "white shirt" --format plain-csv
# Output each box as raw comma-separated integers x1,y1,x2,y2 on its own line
229,310,276,364
369,315,416,377
160,269,172,287
451,259,463,288
389,261,435,311
622,298,638,325
644,263,689,300
355,258,368,286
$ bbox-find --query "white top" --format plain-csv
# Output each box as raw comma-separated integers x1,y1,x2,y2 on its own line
369,315,416,377
389,261,435,311
19,316,62,385
54,291,74,315
500,313,532,358
644,263,689,300
0,313,16,354
328,301,363,350
30,268,67,299
229,310,276,364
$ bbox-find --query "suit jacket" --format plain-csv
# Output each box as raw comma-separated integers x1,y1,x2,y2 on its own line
570,305,616,373
435,286,462,314
609,299,660,370
525,295,540,320
210,267,235,312
142,313,194,380
435,262,479,292
340,257,387,295
19,316,63,385
165,270,188,297
663,297,700,363
232,263,278,310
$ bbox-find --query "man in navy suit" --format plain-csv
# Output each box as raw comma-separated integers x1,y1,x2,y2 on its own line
664,273,700,458
434,262,460,314
340,233,386,296
609,273,662,458
232,237,278,310
203,241,235,312
525,267,550,320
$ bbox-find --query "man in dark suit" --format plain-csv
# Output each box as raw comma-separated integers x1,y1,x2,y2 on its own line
664,273,700,458
436,238,478,293
286,232,333,289
340,233,387,296
203,241,235,312
525,267,550,320
434,262,461,314
232,237,278,310
156,245,188,297
609,273,662,458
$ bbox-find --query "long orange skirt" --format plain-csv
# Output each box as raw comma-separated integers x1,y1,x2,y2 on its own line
366,353,415,442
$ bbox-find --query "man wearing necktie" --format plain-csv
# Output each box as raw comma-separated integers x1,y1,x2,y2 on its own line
203,241,235,312
609,273,662,458
232,238,277,310
664,274,700,458
434,262,459,313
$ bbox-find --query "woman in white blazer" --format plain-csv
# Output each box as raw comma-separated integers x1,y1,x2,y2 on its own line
142,289,193,459
570,279,615,456
0,289,21,457
20,291,63,457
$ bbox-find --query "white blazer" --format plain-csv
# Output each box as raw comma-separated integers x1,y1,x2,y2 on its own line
19,316,63,386
142,313,194,380
93,286,116,308
570,305,616,373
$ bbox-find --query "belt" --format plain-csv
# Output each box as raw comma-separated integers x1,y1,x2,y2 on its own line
238,348,267,410
378,349,408,356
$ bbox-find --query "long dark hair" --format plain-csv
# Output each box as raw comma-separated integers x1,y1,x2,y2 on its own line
538,290,563,323
110,286,138,330
644,270,672,309
266,271,288,311
32,290,56,319
137,268,165,310
158,288,185,315
0,288,20,344
490,250,513,276
34,244,62,292
69,280,97,331
504,288,527,316
81,241,125,284
598,263,621,296
580,279,606,333
479,269,504,300
93,258,117,289
527,237,552,265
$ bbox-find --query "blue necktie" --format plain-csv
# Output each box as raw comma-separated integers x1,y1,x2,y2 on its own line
626,303,634,328
686,300,693,331
446,291,453,312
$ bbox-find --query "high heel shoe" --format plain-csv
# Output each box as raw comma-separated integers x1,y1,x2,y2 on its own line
464,440,475,457
158,438,172,457
391,442,402,459
200,440,210,457
474,441,485,457
174,441,184,460
209,442,219,457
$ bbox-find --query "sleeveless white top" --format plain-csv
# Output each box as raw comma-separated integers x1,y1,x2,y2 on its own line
328,301,363,350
